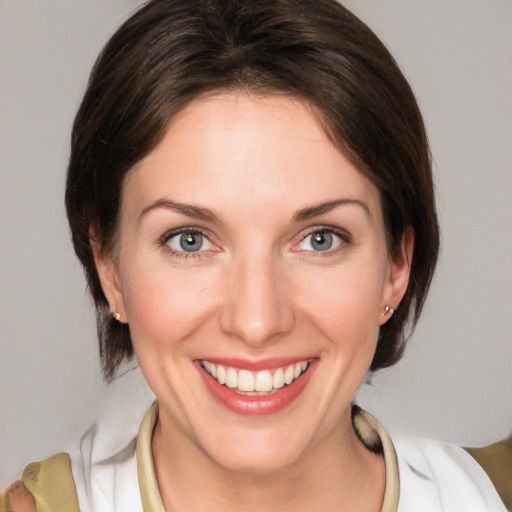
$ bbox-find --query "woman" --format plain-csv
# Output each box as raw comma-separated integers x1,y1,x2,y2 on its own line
1,0,510,510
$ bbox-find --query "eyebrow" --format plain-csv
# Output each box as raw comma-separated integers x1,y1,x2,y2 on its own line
140,199,220,222
294,198,370,222
140,197,370,224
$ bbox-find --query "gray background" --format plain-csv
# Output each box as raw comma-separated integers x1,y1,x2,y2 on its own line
1,0,511,485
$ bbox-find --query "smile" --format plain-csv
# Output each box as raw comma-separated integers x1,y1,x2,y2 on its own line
200,360,310,395
196,357,317,416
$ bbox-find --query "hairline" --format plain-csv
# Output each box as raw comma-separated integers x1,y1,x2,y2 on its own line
99,86,398,262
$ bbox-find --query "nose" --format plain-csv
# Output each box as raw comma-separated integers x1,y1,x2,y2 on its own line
220,253,295,347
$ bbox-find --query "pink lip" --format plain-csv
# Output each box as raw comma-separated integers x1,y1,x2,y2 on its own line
196,358,318,416
198,356,316,371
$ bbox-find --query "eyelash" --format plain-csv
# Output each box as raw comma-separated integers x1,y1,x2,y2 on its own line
159,227,215,259
295,226,351,254
158,225,351,259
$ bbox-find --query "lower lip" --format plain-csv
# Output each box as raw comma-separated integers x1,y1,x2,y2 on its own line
196,360,318,416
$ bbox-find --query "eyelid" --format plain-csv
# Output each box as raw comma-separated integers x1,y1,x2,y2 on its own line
160,226,208,242
292,225,351,252
159,226,218,257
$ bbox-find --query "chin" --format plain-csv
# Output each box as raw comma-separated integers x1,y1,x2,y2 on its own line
202,432,309,475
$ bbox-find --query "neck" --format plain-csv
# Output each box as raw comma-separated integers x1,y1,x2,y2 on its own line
151,410,386,512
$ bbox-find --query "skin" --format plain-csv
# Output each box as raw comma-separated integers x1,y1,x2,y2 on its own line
94,91,412,511
4,483,36,512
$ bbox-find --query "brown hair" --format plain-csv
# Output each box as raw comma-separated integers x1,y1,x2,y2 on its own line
66,0,439,380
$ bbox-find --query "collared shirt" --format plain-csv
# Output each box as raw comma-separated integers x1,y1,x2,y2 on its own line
2,367,507,511
70,368,508,512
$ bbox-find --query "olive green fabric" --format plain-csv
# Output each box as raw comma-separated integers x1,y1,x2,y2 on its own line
466,435,512,511
137,401,166,512
23,452,79,512
0,452,79,512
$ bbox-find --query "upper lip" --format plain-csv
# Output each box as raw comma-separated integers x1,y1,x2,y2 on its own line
197,356,317,371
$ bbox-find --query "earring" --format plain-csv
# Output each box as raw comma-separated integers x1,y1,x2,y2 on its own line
112,311,121,321
383,305,394,316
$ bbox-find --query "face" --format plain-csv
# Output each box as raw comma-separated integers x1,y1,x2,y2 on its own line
95,92,411,473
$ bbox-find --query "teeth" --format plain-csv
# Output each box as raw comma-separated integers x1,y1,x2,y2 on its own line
284,365,294,385
273,368,285,389
226,367,237,388
217,365,226,385
255,370,273,392
238,370,255,392
201,359,310,393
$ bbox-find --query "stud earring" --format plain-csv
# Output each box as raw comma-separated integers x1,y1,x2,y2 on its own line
383,305,394,316
112,311,121,321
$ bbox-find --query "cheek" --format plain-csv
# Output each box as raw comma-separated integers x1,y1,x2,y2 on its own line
295,264,384,331
291,262,386,380
120,259,221,352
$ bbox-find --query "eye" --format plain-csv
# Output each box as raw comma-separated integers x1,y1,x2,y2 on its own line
165,230,213,253
298,229,343,252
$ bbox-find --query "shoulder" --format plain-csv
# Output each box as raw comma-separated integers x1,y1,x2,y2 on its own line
466,435,512,511
1,452,80,512
1,481,36,512
394,436,510,512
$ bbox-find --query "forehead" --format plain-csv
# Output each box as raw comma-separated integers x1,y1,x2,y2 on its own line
123,91,382,221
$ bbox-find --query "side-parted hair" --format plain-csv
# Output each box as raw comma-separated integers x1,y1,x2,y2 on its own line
66,0,439,380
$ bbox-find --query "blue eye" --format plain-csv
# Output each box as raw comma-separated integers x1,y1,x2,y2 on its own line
166,231,213,253
299,230,342,252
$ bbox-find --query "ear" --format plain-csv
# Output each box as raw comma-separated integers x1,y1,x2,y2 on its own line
89,225,127,323
379,226,414,326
